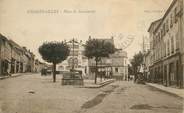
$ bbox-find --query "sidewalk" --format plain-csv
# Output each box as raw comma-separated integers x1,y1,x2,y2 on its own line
0,73,32,80
146,83,184,98
83,78,115,88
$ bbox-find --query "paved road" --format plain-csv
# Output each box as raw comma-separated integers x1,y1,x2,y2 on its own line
0,74,183,113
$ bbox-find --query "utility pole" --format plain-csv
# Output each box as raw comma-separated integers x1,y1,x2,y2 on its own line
72,38,75,71
143,36,145,53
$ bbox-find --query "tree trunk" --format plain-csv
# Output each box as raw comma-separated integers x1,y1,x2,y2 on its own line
53,63,56,82
100,61,102,82
100,73,102,82
95,59,98,84
134,66,137,83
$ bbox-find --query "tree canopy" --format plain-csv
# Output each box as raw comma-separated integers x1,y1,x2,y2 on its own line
84,39,115,61
129,51,144,74
39,41,70,82
39,41,70,64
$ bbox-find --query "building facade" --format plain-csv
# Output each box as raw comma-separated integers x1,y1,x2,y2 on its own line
110,50,128,80
148,0,184,88
143,51,151,81
0,34,36,76
179,0,184,88
0,34,12,75
88,37,128,80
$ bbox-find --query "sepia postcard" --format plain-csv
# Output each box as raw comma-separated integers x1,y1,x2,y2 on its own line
0,0,184,113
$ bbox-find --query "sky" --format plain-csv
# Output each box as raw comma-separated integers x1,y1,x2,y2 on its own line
0,0,172,62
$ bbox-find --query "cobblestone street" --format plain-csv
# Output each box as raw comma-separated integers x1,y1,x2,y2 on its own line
0,74,183,113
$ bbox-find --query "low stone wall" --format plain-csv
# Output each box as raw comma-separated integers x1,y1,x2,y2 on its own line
62,79,84,85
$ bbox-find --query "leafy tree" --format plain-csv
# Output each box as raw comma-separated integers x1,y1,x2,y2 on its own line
130,51,144,75
84,38,115,84
39,41,70,82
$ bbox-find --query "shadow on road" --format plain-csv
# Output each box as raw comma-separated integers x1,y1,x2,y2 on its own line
130,104,183,110
81,85,119,109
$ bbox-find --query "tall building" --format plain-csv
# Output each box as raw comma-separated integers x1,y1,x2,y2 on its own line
148,0,184,88
147,19,162,82
179,0,184,88
142,36,150,53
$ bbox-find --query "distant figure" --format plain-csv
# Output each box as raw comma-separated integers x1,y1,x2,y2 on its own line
110,71,112,78
128,75,130,81
134,74,138,83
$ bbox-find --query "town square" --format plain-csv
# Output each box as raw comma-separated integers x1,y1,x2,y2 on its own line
0,0,184,113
